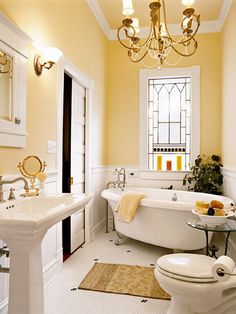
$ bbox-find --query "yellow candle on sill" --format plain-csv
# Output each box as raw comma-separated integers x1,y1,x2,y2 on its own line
156,155,162,171
176,155,182,171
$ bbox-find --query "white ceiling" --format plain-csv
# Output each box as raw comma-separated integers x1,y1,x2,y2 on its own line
87,0,232,40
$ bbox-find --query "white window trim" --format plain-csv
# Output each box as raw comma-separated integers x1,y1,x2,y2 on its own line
139,66,200,171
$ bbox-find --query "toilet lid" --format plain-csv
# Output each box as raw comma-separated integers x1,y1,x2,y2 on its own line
157,253,217,283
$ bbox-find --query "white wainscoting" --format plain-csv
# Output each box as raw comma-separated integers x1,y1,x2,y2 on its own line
89,166,107,240
222,168,236,260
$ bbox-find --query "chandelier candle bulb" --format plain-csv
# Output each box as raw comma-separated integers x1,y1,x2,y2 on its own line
122,0,134,16
156,155,162,171
166,160,172,171
182,0,195,6
176,156,182,171
132,18,140,33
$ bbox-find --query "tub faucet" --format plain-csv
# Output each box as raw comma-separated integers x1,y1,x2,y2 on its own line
0,176,29,203
106,168,122,189
117,168,127,191
105,168,127,233
172,193,177,202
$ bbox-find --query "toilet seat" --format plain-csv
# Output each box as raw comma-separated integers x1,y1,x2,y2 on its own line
156,253,217,283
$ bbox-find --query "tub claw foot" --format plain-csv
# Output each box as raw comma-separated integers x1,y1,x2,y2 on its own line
115,231,124,246
115,240,120,246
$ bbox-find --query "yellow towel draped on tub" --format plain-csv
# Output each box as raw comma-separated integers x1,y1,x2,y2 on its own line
115,191,145,223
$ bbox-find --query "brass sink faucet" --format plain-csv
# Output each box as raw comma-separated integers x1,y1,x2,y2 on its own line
0,176,29,203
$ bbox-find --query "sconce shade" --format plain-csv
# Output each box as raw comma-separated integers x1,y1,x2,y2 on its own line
33,47,63,76
42,47,63,63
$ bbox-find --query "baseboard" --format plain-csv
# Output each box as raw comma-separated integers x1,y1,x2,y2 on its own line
0,297,8,314
228,236,236,261
90,218,106,240
43,247,63,288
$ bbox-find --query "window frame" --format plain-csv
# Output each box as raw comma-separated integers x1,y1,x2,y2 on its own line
139,66,200,171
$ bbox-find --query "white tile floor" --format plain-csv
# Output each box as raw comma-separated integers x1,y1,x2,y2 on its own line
45,231,173,314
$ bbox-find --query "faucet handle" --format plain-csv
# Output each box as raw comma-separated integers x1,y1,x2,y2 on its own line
8,188,16,201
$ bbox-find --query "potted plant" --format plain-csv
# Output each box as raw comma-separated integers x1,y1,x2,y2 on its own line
183,155,223,195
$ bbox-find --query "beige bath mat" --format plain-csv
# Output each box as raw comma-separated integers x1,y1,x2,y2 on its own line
78,262,170,300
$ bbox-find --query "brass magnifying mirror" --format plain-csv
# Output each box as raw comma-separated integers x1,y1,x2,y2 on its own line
18,155,47,196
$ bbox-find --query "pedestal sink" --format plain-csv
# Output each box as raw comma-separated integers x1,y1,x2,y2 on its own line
0,193,93,314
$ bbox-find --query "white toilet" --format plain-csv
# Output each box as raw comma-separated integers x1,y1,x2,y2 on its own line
155,253,236,314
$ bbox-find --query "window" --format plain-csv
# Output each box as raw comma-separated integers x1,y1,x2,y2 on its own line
140,67,200,171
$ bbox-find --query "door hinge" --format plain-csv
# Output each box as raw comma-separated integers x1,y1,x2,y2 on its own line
69,177,74,185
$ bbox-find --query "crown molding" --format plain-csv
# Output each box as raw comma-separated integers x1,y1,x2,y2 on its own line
0,13,32,43
86,0,112,40
88,0,232,40
218,0,232,29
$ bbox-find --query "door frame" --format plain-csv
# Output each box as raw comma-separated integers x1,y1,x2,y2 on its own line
56,57,94,243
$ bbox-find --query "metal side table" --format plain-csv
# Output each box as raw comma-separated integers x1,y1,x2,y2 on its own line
187,218,236,258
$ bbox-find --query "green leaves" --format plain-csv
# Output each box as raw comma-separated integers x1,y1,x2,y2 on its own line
182,154,223,195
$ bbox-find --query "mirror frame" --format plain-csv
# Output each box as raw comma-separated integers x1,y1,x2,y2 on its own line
0,13,30,147
18,155,46,179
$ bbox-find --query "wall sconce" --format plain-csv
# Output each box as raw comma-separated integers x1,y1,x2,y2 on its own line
33,47,63,76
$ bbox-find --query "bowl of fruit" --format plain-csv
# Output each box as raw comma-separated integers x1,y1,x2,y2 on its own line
192,200,235,226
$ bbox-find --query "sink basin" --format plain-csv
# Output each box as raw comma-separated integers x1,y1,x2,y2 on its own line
0,193,93,238
0,193,93,314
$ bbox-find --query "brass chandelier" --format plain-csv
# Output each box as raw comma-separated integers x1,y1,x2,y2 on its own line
117,0,200,68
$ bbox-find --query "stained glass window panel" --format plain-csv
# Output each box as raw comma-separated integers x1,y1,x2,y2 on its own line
148,76,191,171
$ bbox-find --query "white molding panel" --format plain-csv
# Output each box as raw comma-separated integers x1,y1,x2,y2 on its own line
222,167,236,180
0,298,8,314
222,168,236,201
221,167,236,258
90,218,106,241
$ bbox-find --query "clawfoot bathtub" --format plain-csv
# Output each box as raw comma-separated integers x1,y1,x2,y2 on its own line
101,187,233,251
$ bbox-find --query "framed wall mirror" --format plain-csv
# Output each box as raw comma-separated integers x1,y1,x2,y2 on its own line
0,13,30,147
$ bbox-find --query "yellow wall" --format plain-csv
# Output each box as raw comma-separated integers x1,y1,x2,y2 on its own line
221,0,236,169
0,1,224,171
0,0,107,174
106,33,222,166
